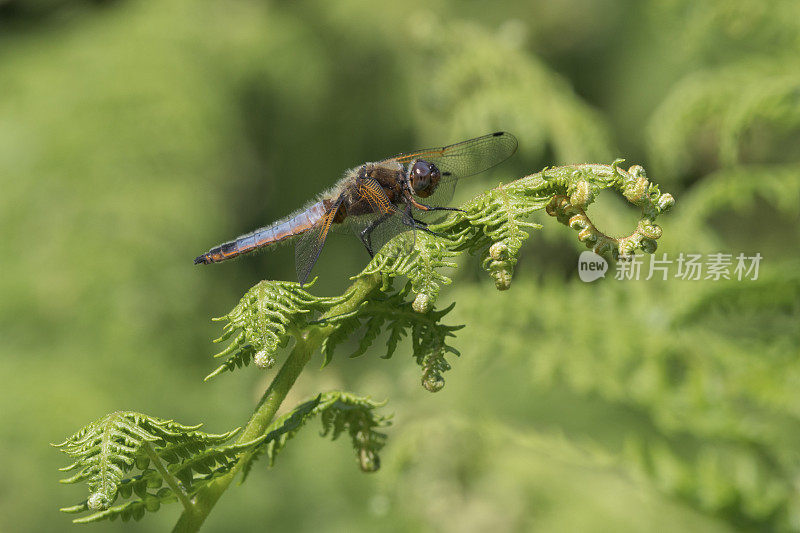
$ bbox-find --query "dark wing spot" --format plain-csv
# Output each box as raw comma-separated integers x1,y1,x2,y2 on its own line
493,131,504,137
442,171,452,176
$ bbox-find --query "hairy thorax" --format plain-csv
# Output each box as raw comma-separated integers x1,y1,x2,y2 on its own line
330,161,405,222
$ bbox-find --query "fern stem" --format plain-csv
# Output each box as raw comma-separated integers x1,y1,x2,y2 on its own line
171,273,382,533
142,441,193,511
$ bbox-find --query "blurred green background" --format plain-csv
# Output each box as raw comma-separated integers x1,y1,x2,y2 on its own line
2,0,799,531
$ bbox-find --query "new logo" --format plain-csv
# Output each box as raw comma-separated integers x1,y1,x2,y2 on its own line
578,251,608,282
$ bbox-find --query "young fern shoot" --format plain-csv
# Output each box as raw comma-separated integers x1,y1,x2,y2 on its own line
54,161,674,532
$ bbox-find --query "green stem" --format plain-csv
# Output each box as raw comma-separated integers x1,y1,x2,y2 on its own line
142,441,193,511
171,273,381,533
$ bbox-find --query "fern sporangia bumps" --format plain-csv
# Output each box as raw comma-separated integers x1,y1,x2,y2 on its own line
55,162,674,531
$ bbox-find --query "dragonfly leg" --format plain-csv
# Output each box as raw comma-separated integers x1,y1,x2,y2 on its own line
404,193,464,213
360,212,393,257
400,202,448,238
398,204,430,232
402,214,449,239
411,217,431,228
423,205,464,213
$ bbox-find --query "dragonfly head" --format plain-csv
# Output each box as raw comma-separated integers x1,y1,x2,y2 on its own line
409,160,441,198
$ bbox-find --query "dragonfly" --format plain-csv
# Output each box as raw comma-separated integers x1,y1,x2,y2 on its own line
194,131,518,285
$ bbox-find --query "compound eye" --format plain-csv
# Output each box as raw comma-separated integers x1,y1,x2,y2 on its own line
410,160,433,193
412,160,431,179
411,161,441,198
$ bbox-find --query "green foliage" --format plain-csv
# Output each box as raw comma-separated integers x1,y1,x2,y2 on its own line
209,162,673,393
406,18,614,164
206,279,351,380
448,266,800,530
242,391,390,480
357,232,460,306
320,285,463,392
53,412,244,523
7,1,796,532
648,60,800,179
54,392,391,525
53,164,675,529
673,164,800,246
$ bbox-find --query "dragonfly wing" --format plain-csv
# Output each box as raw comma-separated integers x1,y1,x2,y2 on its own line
386,131,518,179
294,197,341,286
338,211,416,258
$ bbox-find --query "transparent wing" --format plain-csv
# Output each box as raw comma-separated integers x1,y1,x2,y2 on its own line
384,131,518,180
294,199,341,286
336,211,416,258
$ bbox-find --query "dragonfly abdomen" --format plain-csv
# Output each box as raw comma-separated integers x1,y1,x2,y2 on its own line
194,201,328,264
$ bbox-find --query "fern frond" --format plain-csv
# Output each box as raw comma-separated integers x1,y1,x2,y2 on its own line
241,391,390,480
680,163,800,222
659,163,800,254
450,268,800,530
626,435,792,529
321,284,463,391
357,231,459,309
647,60,800,179
62,493,175,524
206,279,352,380
53,411,250,523
212,162,674,385
56,163,675,529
